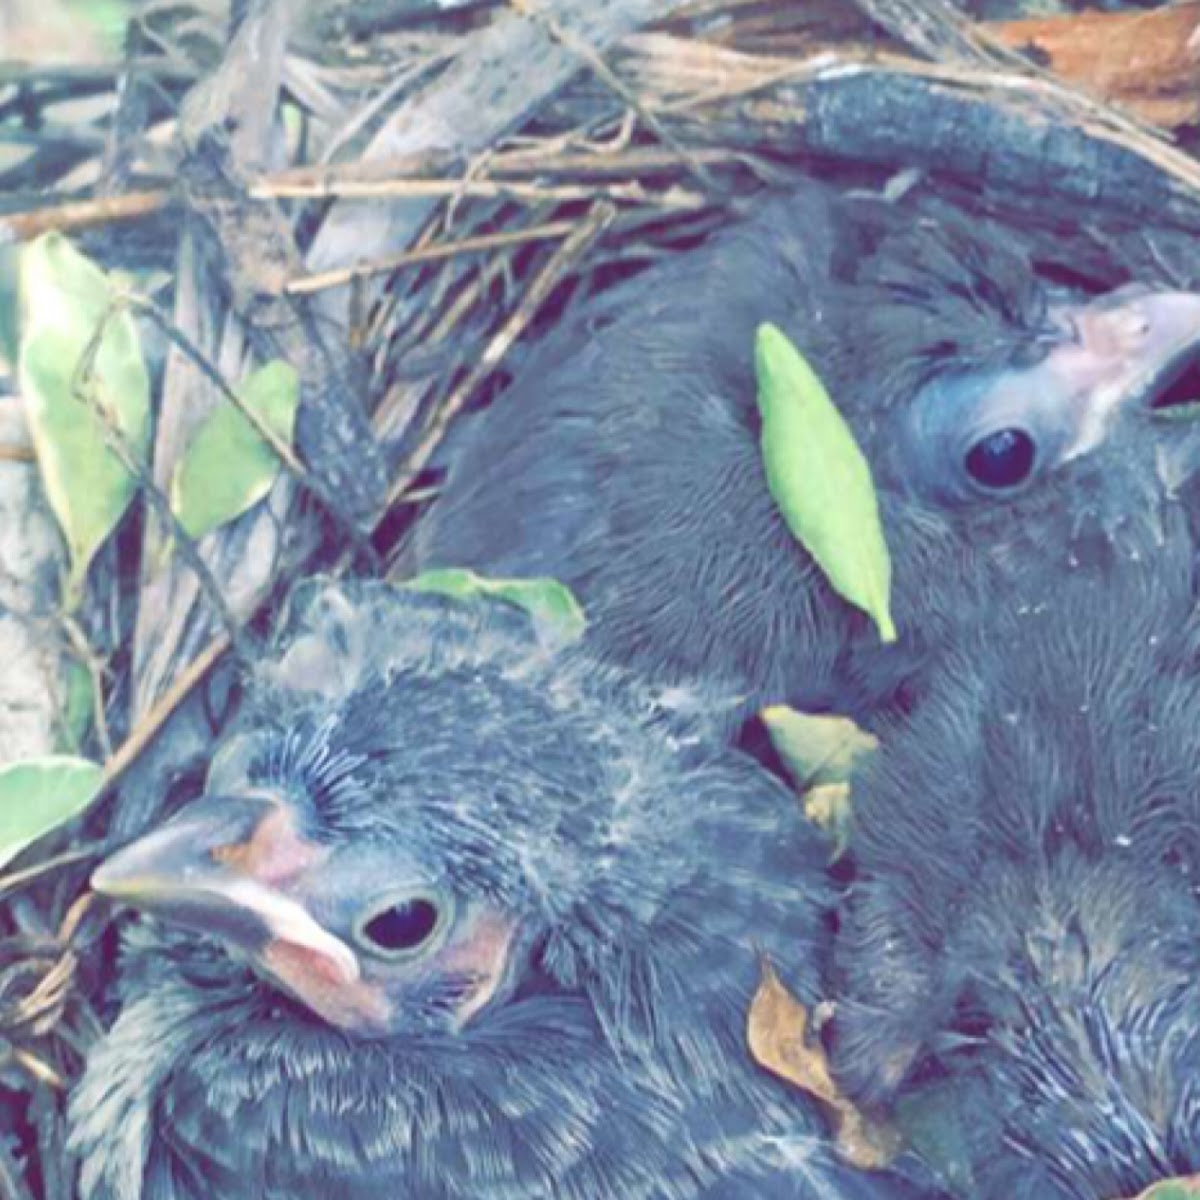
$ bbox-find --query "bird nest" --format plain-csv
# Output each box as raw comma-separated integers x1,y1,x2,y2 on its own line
3,0,1200,1195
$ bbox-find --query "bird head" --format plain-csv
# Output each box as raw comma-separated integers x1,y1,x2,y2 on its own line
782,200,1200,717
92,784,515,1038
820,204,1200,517
888,287,1200,505
92,582,821,1045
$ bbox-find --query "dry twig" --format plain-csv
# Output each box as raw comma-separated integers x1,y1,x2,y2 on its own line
383,199,617,520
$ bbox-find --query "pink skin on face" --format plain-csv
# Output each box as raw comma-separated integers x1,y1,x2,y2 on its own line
1047,290,1200,460
94,795,523,1038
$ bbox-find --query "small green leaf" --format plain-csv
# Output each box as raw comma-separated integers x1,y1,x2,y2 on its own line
761,706,878,791
170,360,299,541
0,756,105,870
755,323,896,642
403,569,587,647
18,234,151,606
282,102,306,150
761,706,877,859
57,660,95,754
1129,1179,1200,1200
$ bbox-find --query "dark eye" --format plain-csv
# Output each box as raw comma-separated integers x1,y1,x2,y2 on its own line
356,896,443,957
964,428,1036,491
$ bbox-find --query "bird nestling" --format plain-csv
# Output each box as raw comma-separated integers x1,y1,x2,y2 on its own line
829,540,1200,1200
410,179,1200,727
69,581,933,1200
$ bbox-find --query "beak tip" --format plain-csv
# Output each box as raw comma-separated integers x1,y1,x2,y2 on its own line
90,855,132,898
90,837,160,899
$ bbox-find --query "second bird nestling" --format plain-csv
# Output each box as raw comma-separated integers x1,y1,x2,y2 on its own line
413,179,1200,727
831,534,1200,1200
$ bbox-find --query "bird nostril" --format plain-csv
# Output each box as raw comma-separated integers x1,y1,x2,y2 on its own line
1083,308,1151,355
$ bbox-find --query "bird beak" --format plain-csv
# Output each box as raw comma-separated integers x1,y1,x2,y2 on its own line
1047,288,1200,459
93,796,389,1032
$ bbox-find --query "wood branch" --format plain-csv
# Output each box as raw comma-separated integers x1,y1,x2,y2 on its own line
785,62,1200,229
613,40,1200,232
286,220,579,295
179,146,388,529
0,191,172,242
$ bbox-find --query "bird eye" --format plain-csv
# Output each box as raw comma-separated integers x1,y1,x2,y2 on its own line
964,428,1036,492
354,894,447,959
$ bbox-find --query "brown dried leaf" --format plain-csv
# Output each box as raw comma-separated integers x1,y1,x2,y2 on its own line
747,958,900,1171
992,4,1200,130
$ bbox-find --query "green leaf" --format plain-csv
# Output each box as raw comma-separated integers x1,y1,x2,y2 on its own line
761,706,877,860
170,360,299,541
403,569,587,647
18,233,150,606
57,660,95,754
761,706,878,791
0,756,105,871
1129,1179,1200,1200
755,323,896,642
